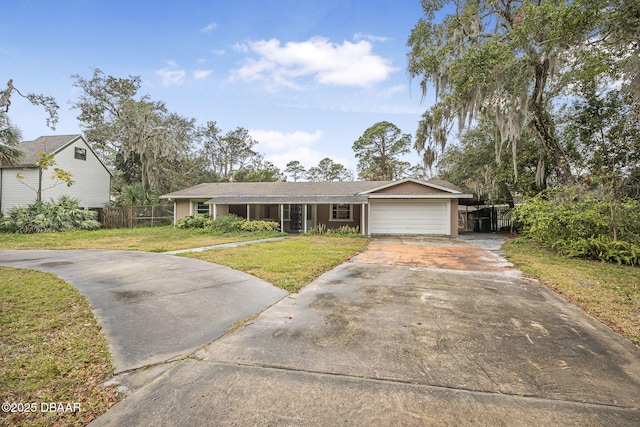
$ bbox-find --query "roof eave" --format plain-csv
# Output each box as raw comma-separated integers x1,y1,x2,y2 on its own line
367,194,474,199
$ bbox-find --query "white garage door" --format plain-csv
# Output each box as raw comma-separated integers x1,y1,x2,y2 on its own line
369,199,450,235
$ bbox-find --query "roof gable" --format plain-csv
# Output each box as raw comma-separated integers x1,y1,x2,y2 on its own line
358,178,464,195
13,135,82,166
3,135,112,176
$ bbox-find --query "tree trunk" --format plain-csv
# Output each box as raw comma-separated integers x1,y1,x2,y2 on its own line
37,167,42,201
529,59,574,185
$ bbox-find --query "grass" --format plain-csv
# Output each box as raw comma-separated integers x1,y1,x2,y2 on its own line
504,238,640,345
183,235,370,293
0,267,120,426
0,226,285,252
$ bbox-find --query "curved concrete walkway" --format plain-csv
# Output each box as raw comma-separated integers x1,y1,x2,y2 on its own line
0,249,288,373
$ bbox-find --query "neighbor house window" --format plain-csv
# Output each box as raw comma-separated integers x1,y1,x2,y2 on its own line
331,204,352,221
194,202,209,215
74,147,87,160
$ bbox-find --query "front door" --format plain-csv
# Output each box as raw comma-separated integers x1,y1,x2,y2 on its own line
289,204,303,231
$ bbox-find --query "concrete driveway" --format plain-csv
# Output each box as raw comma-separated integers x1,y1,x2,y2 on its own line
0,249,288,373
90,235,640,426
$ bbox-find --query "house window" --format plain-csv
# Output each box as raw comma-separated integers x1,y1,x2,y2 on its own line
331,204,352,221
74,147,87,160
194,202,209,215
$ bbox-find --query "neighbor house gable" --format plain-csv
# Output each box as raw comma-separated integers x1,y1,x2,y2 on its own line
0,135,111,213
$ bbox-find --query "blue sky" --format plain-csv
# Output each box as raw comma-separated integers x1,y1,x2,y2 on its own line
2,0,434,173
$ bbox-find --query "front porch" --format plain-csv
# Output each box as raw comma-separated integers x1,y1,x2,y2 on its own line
211,203,367,235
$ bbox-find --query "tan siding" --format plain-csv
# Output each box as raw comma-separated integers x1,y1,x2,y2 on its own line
315,203,361,231
175,200,191,221
316,204,330,226
214,204,229,218
372,181,448,195
450,199,459,236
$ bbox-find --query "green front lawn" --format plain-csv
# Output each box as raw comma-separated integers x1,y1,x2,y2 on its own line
504,238,640,345
0,226,284,252
0,267,120,426
183,235,370,292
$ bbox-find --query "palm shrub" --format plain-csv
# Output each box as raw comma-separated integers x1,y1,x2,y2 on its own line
0,196,101,233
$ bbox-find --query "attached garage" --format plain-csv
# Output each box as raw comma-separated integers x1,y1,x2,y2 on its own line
369,198,450,235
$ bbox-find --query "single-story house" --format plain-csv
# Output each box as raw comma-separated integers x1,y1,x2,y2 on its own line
161,178,473,236
0,134,111,214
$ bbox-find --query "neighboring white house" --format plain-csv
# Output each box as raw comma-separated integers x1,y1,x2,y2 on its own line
0,134,111,214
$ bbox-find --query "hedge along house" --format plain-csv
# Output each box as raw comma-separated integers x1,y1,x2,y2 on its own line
161,178,473,236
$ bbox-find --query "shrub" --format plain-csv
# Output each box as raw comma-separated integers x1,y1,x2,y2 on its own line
306,223,362,237
515,186,640,265
176,214,212,229
328,224,361,236
239,220,280,232
210,214,246,233
0,196,101,233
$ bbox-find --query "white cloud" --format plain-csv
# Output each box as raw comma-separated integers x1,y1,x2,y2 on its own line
210,48,226,55
249,129,339,170
156,68,186,87
233,42,249,53
250,129,322,151
201,22,218,33
231,37,396,89
354,32,390,42
194,69,213,80
377,84,405,97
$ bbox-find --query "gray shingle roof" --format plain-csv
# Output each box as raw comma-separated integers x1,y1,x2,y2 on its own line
8,135,82,166
161,179,471,205
162,181,391,200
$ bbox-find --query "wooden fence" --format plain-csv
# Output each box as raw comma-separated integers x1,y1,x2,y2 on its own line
95,204,173,229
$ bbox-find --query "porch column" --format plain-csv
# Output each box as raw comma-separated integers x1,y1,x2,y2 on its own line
212,204,217,220
173,201,177,226
367,202,371,236
247,204,250,221
303,204,308,233
280,204,284,232
361,203,365,235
